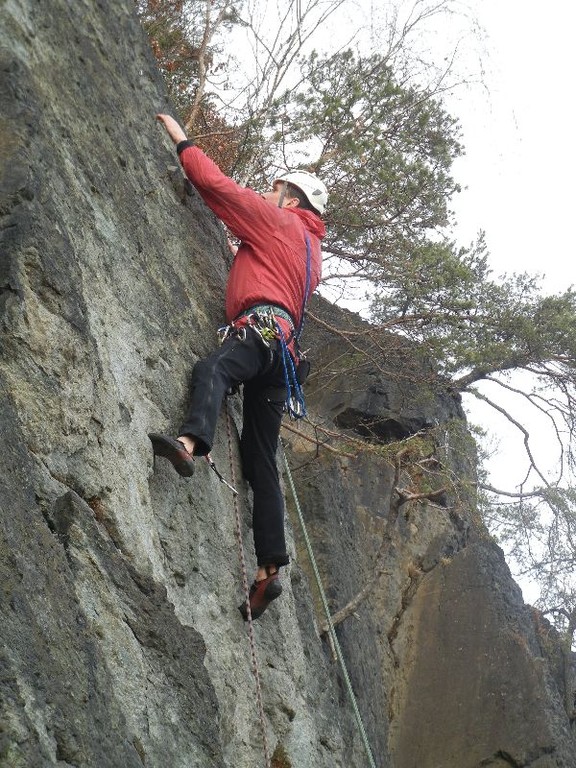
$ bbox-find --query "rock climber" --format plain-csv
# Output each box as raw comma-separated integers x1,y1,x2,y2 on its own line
149,113,327,620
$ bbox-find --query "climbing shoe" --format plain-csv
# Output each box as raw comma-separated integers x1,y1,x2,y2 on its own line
148,433,195,478
239,573,282,621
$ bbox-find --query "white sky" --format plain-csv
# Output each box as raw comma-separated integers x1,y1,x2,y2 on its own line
448,0,575,292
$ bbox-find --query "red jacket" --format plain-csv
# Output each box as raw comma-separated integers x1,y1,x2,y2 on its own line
177,144,325,340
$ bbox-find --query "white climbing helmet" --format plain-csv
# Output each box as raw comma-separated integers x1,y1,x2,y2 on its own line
274,170,328,215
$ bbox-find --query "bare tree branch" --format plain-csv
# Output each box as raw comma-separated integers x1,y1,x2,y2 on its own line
467,386,551,489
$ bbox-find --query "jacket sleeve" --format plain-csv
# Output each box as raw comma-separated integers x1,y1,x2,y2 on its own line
177,143,285,248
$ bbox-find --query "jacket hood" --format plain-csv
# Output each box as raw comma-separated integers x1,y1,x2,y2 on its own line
291,207,326,240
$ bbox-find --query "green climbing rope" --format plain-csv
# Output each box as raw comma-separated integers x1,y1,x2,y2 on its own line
281,444,379,768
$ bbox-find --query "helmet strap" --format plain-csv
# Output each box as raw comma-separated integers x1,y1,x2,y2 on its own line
277,181,287,208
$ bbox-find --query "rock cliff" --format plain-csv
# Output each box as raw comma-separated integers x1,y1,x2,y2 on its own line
1,1,575,767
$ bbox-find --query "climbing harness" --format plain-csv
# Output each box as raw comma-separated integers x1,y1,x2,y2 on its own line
217,306,308,420
282,443,379,768
226,304,293,345
225,402,272,768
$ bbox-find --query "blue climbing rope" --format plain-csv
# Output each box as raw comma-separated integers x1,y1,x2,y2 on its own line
276,321,306,419
276,233,312,419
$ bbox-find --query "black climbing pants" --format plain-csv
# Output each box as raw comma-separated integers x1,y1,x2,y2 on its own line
179,328,290,568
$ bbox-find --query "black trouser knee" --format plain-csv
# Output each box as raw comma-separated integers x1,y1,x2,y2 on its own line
179,330,270,455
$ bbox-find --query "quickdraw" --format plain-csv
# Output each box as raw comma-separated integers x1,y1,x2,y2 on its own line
217,323,247,344
217,307,277,346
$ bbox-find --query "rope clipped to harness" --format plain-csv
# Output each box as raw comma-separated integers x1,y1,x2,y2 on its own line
276,232,312,419
276,322,306,419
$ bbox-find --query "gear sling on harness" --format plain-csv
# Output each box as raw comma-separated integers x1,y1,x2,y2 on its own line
219,233,313,419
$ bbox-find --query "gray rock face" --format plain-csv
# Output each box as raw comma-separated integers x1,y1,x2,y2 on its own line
389,539,575,767
1,1,575,767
